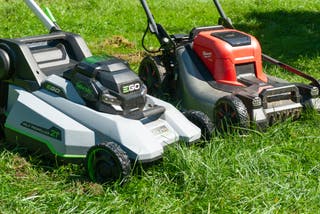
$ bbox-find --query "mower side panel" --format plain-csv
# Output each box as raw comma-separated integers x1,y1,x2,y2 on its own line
146,95,201,143
5,85,95,158
43,75,86,105
175,45,229,119
34,89,165,161
0,32,92,89
32,76,169,162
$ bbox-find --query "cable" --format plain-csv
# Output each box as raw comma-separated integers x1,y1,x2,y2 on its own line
141,25,161,54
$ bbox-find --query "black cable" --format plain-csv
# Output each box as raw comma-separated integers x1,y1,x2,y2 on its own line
141,24,161,54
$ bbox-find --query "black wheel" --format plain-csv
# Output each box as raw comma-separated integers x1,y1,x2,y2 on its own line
85,142,131,184
213,95,249,133
138,55,166,96
183,110,214,140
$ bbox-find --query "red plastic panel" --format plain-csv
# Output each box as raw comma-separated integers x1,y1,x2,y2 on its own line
193,29,267,86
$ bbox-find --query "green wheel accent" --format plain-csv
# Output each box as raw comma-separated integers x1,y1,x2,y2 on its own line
86,142,131,183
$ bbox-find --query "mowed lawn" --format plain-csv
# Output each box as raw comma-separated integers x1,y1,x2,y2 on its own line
0,0,320,213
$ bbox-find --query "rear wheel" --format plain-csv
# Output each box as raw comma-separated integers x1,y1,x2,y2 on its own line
183,110,213,140
138,56,166,96
214,95,249,133
85,142,131,184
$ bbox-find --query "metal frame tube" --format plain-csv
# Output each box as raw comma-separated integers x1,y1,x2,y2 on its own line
24,0,56,31
140,0,159,35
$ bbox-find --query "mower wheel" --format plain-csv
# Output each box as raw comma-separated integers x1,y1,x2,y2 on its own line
85,142,131,184
138,56,166,96
213,95,249,133
183,110,213,140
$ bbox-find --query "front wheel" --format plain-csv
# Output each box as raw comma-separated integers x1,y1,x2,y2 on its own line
213,95,250,133
183,110,214,140
85,142,131,184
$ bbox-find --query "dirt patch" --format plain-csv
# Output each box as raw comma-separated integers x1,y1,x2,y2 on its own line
12,155,32,178
95,35,148,64
84,182,105,196
113,51,146,64
102,35,136,49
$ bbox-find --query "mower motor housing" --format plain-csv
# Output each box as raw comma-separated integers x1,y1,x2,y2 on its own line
70,56,147,116
193,29,268,86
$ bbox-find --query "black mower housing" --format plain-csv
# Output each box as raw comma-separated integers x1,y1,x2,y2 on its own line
0,31,150,119
69,56,147,115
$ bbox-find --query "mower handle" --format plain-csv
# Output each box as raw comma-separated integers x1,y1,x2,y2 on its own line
213,0,320,87
262,54,320,88
24,0,60,32
212,0,234,28
139,0,172,48
140,0,159,35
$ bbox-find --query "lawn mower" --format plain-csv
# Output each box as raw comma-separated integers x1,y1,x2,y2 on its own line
138,0,320,133
0,0,201,183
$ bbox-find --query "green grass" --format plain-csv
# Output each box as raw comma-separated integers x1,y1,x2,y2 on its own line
1,0,320,213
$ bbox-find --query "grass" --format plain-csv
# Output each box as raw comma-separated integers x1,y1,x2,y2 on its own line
1,0,320,213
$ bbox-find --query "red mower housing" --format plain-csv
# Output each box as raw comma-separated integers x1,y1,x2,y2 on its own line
193,29,268,86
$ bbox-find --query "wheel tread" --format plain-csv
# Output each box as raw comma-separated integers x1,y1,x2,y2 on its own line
85,142,131,183
214,95,249,132
183,110,213,140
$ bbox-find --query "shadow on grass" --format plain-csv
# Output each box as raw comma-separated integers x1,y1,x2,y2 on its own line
0,141,90,182
236,10,320,63
0,141,163,186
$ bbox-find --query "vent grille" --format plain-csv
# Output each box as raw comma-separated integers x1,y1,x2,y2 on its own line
235,63,255,76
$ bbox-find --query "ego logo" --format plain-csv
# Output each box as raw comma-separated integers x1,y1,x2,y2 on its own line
44,83,64,97
122,82,141,94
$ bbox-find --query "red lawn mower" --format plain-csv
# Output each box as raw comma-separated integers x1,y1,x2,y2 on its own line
138,0,320,134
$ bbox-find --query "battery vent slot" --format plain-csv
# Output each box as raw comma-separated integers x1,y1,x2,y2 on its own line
236,63,255,76
211,31,251,47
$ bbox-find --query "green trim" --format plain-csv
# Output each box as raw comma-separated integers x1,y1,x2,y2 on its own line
87,149,98,181
44,7,57,23
86,147,115,182
84,55,111,64
43,82,66,98
20,121,62,141
5,124,86,159
75,82,93,95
